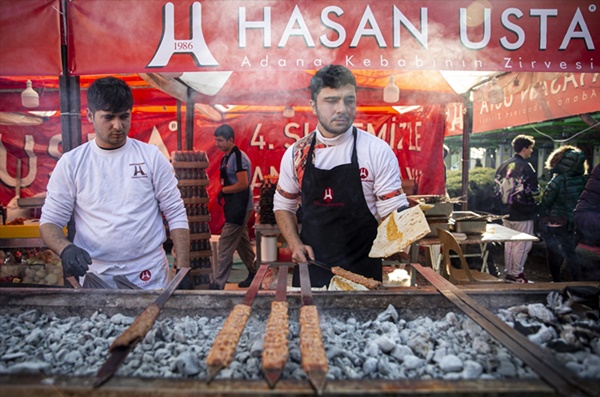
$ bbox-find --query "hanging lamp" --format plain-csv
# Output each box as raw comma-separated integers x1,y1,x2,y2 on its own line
21,80,39,108
383,76,400,103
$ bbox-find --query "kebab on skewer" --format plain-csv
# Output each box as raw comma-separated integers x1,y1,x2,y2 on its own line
330,266,382,290
262,265,291,387
206,264,270,382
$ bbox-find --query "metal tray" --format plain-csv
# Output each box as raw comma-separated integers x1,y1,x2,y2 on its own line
450,211,487,234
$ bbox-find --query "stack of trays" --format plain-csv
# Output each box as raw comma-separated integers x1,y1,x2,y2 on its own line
449,211,488,234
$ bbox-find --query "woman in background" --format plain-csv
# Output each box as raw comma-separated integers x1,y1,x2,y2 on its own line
573,163,600,281
538,145,588,281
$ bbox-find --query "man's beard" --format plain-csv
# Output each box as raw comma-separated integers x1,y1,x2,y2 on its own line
317,112,353,136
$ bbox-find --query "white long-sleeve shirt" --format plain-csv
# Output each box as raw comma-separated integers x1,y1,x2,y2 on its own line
41,138,188,284
274,126,407,222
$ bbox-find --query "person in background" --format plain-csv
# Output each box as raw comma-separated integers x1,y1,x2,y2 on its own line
40,77,189,289
538,145,588,281
572,163,600,281
212,124,257,289
443,144,450,196
494,134,540,283
273,65,409,288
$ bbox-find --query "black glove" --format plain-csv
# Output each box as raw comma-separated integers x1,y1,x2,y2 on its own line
176,268,194,290
217,190,225,206
397,204,409,213
60,244,92,277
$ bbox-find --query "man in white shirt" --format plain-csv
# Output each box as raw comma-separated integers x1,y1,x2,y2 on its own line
273,65,408,287
40,77,189,289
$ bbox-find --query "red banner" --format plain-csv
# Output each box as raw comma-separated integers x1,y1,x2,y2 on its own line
473,72,600,133
445,102,465,137
67,0,599,75
0,0,62,76
0,107,445,232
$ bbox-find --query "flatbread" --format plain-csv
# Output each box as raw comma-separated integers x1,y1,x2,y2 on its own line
369,205,430,258
328,275,368,291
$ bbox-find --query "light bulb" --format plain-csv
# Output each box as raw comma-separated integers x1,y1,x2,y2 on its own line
21,80,39,108
383,76,400,103
487,78,504,105
283,106,295,118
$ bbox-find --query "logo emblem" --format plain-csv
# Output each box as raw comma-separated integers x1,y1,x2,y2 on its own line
322,187,334,203
140,270,152,282
133,164,147,177
147,2,219,68
359,167,369,179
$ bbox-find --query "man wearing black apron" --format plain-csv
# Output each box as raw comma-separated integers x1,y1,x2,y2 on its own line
213,124,257,289
274,65,408,288
295,128,380,286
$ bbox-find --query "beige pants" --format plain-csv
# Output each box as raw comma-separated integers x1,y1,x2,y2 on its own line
502,219,534,277
213,210,257,288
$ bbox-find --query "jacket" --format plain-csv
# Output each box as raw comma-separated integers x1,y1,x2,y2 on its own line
573,164,600,247
538,148,587,224
494,154,540,221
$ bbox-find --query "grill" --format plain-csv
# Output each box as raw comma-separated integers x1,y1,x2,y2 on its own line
1,279,598,397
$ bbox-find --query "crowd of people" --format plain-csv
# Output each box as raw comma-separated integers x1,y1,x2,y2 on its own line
494,134,599,283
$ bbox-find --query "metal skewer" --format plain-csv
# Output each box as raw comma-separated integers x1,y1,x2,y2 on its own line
298,262,328,395
206,263,269,382
262,264,291,387
94,267,190,388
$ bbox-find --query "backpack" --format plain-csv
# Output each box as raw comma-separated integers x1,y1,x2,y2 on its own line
496,164,524,206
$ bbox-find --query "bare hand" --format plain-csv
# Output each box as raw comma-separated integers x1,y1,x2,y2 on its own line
290,244,314,264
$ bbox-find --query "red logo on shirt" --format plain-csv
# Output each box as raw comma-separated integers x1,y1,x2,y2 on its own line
140,270,152,282
359,167,369,179
322,187,334,203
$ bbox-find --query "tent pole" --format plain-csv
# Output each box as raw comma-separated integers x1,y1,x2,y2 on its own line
58,43,81,153
58,70,81,153
461,93,472,211
185,87,194,151
58,0,81,153
176,100,182,151
59,0,80,242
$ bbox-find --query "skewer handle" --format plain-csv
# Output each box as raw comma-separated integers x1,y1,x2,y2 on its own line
110,303,160,350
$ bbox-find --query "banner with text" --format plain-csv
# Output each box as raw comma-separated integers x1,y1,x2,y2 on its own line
68,0,598,75
473,72,600,133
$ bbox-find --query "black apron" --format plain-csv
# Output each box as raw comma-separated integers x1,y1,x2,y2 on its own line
292,128,381,287
220,146,250,226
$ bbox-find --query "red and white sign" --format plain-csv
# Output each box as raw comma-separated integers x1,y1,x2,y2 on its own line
67,0,599,75
473,72,600,133
445,102,466,137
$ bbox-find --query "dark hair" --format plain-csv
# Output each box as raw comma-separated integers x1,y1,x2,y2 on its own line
214,124,235,140
512,134,535,153
310,64,357,101
87,77,133,113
